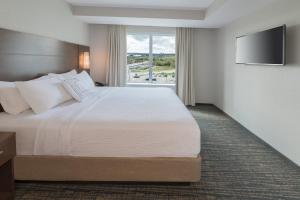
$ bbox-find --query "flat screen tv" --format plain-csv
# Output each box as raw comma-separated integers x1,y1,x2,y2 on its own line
236,25,286,65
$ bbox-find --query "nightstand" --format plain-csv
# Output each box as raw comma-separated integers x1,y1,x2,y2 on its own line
95,82,106,87
0,133,16,200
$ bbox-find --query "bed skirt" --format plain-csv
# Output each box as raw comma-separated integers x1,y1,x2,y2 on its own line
14,155,201,182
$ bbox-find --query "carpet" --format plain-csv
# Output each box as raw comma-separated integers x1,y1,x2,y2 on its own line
15,105,300,200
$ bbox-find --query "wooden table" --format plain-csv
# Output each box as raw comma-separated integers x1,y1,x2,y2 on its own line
0,133,16,200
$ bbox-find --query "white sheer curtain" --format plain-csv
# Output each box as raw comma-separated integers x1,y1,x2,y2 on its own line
176,28,196,106
106,25,127,86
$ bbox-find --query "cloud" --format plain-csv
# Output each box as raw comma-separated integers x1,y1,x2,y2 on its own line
153,36,175,54
127,35,149,53
127,34,175,54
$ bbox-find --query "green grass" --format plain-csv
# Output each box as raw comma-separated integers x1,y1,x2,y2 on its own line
131,65,175,73
153,65,174,71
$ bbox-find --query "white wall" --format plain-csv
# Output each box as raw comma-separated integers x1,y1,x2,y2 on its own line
89,25,218,103
0,0,89,45
216,0,300,165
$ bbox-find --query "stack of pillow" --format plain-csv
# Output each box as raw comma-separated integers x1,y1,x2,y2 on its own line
0,70,96,115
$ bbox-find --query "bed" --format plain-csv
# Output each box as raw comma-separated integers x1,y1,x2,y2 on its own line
0,87,201,182
0,28,201,182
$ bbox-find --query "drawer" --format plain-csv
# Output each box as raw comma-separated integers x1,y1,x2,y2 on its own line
0,133,16,167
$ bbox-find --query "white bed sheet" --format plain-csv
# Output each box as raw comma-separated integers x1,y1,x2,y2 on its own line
0,87,200,157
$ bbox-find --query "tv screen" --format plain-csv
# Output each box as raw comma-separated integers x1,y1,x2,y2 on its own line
236,25,286,65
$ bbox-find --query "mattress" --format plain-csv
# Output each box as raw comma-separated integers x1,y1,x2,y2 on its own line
0,87,201,157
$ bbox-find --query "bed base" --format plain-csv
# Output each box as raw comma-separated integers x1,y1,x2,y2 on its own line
14,155,201,182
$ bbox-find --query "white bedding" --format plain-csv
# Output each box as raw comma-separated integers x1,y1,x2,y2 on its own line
0,87,201,157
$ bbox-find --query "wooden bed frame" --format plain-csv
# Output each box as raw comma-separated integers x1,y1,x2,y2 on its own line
0,28,202,182
14,155,201,182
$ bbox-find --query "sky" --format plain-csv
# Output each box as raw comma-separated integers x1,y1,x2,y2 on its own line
127,34,175,54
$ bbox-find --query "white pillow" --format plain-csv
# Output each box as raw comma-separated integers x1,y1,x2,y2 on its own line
48,70,77,80
16,78,72,114
63,71,95,102
79,71,95,88
0,82,30,115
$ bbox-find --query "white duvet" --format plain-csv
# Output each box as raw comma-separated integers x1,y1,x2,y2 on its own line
0,87,201,157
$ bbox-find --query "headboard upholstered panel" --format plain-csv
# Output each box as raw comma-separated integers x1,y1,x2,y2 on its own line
0,28,89,81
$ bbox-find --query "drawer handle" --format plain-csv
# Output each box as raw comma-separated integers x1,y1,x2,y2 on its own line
0,150,3,155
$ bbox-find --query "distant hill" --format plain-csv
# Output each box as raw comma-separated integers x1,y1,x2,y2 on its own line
127,53,175,57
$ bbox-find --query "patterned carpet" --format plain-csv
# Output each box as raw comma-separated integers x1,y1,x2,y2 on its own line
15,105,300,200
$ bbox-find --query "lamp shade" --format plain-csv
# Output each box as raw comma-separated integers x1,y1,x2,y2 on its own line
79,52,90,70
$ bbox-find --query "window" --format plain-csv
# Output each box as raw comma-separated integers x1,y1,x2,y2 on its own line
127,33,175,84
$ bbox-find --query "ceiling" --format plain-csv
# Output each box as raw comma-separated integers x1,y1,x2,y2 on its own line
65,0,215,10
66,0,276,28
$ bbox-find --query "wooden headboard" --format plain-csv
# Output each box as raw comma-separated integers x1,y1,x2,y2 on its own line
0,28,89,81
0,28,90,112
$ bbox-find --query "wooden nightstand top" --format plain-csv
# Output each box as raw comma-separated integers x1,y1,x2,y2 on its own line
0,132,16,167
